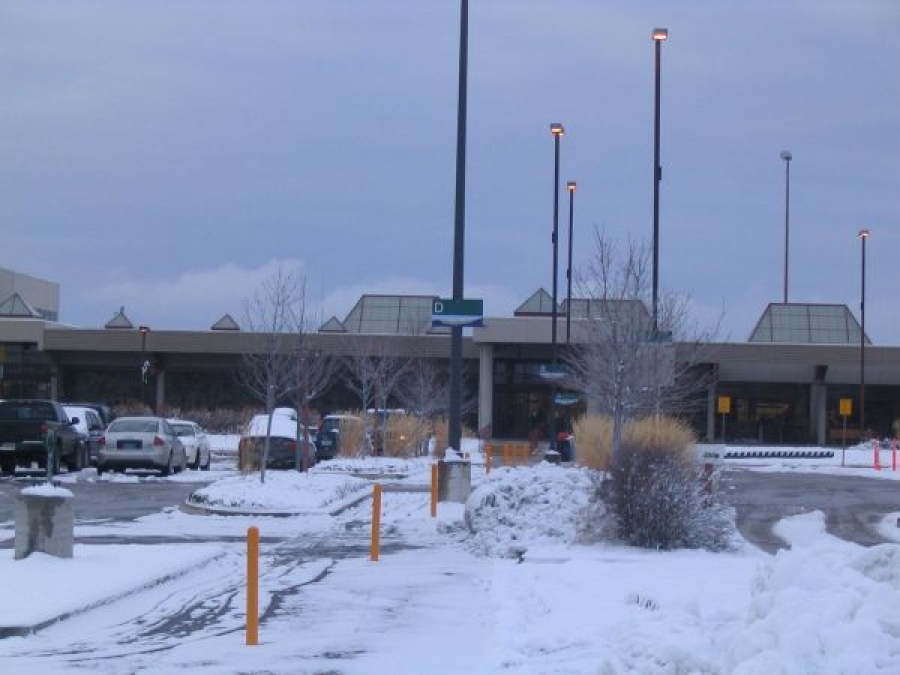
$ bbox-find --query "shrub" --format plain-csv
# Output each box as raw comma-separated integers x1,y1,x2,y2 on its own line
379,413,429,458
572,414,613,469
602,415,733,551
431,417,476,458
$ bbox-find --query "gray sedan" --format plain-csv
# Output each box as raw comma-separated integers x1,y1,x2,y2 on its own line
97,416,187,476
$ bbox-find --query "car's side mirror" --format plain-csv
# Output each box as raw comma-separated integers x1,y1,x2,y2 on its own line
70,417,80,425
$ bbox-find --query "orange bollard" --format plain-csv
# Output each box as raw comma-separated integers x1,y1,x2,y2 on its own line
485,443,492,474
246,526,259,646
370,483,382,561
430,463,438,517
503,444,510,467
873,440,882,471
893,440,897,472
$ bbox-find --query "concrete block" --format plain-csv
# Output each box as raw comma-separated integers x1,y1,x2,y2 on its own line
14,493,74,560
438,459,471,503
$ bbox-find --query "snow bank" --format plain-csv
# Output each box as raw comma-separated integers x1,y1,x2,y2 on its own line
187,471,370,513
719,511,900,673
20,483,73,498
464,463,597,557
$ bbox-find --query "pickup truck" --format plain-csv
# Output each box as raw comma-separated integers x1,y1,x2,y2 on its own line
0,399,87,474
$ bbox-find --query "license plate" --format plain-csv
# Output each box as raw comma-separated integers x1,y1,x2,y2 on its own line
117,440,142,449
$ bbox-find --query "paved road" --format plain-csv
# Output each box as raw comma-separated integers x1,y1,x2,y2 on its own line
720,469,900,553
0,473,207,528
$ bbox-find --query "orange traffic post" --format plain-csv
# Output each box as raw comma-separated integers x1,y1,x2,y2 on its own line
246,526,259,646
430,463,438,517
370,483,382,561
873,440,883,471
485,442,492,474
893,440,897,472
502,444,510,467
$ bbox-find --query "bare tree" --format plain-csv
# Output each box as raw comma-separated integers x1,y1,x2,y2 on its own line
238,267,313,482
564,228,717,459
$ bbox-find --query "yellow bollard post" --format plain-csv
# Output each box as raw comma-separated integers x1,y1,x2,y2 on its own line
370,483,382,561
503,444,510,467
485,442,492,475
430,463,438,517
246,526,259,646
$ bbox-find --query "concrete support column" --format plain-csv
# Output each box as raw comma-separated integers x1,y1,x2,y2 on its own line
155,370,166,413
810,382,828,446
477,344,494,438
707,382,717,443
49,362,61,401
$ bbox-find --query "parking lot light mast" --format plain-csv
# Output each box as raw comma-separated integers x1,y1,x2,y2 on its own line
138,325,150,411
781,150,792,303
566,180,576,344
651,27,668,336
448,0,468,455
858,228,870,437
549,122,565,453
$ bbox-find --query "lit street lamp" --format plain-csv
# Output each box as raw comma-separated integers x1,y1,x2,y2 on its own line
549,122,565,453
858,228,870,436
651,27,667,336
566,180,576,344
781,150,792,303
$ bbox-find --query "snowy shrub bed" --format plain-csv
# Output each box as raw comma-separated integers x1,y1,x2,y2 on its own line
188,471,369,511
463,463,597,558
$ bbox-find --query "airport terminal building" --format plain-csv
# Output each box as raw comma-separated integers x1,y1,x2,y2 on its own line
2,268,899,446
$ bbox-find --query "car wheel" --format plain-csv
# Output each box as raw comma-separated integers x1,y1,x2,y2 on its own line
201,451,211,471
191,451,201,471
0,458,15,475
68,442,85,473
161,452,173,477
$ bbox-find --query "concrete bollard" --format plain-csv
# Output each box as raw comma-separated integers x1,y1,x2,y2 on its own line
14,487,74,560
437,457,471,503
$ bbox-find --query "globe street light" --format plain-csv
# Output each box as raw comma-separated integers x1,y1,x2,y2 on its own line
781,150,792,303
566,181,577,344
549,122,565,453
858,228,870,437
651,27,668,336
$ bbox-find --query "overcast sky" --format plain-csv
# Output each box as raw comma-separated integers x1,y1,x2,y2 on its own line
2,1,898,343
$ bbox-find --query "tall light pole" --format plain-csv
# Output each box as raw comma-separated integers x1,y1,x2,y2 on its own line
858,228,870,437
138,325,150,411
566,180,577,344
447,0,468,455
549,122,565,453
651,27,668,336
781,150,792,303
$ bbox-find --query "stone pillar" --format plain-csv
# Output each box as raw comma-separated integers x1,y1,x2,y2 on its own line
707,382,717,443
811,382,828,446
438,457,471,503
14,490,74,559
155,369,166,413
478,344,494,439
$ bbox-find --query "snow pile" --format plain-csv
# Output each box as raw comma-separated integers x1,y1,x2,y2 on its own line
311,456,428,480
187,471,369,512
20,482,73,498
464,463,597,557
720,511,900,673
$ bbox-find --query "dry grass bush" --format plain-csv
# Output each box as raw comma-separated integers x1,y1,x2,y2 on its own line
572,415,613,469
336,411,369,458
379,413,429,458
624,416,695,460
432,417,476,459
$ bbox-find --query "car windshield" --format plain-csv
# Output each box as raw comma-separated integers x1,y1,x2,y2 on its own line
109,419,159,434
171,424,195,437
0,401,57,421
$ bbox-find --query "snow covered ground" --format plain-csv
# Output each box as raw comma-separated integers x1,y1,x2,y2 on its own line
2,438,900,674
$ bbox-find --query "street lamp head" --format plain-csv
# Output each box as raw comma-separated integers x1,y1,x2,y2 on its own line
138,325,150,335
567,181,577,192
780,150,792,162
550,123,565,137
652,27,668,41
858,228,870,239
